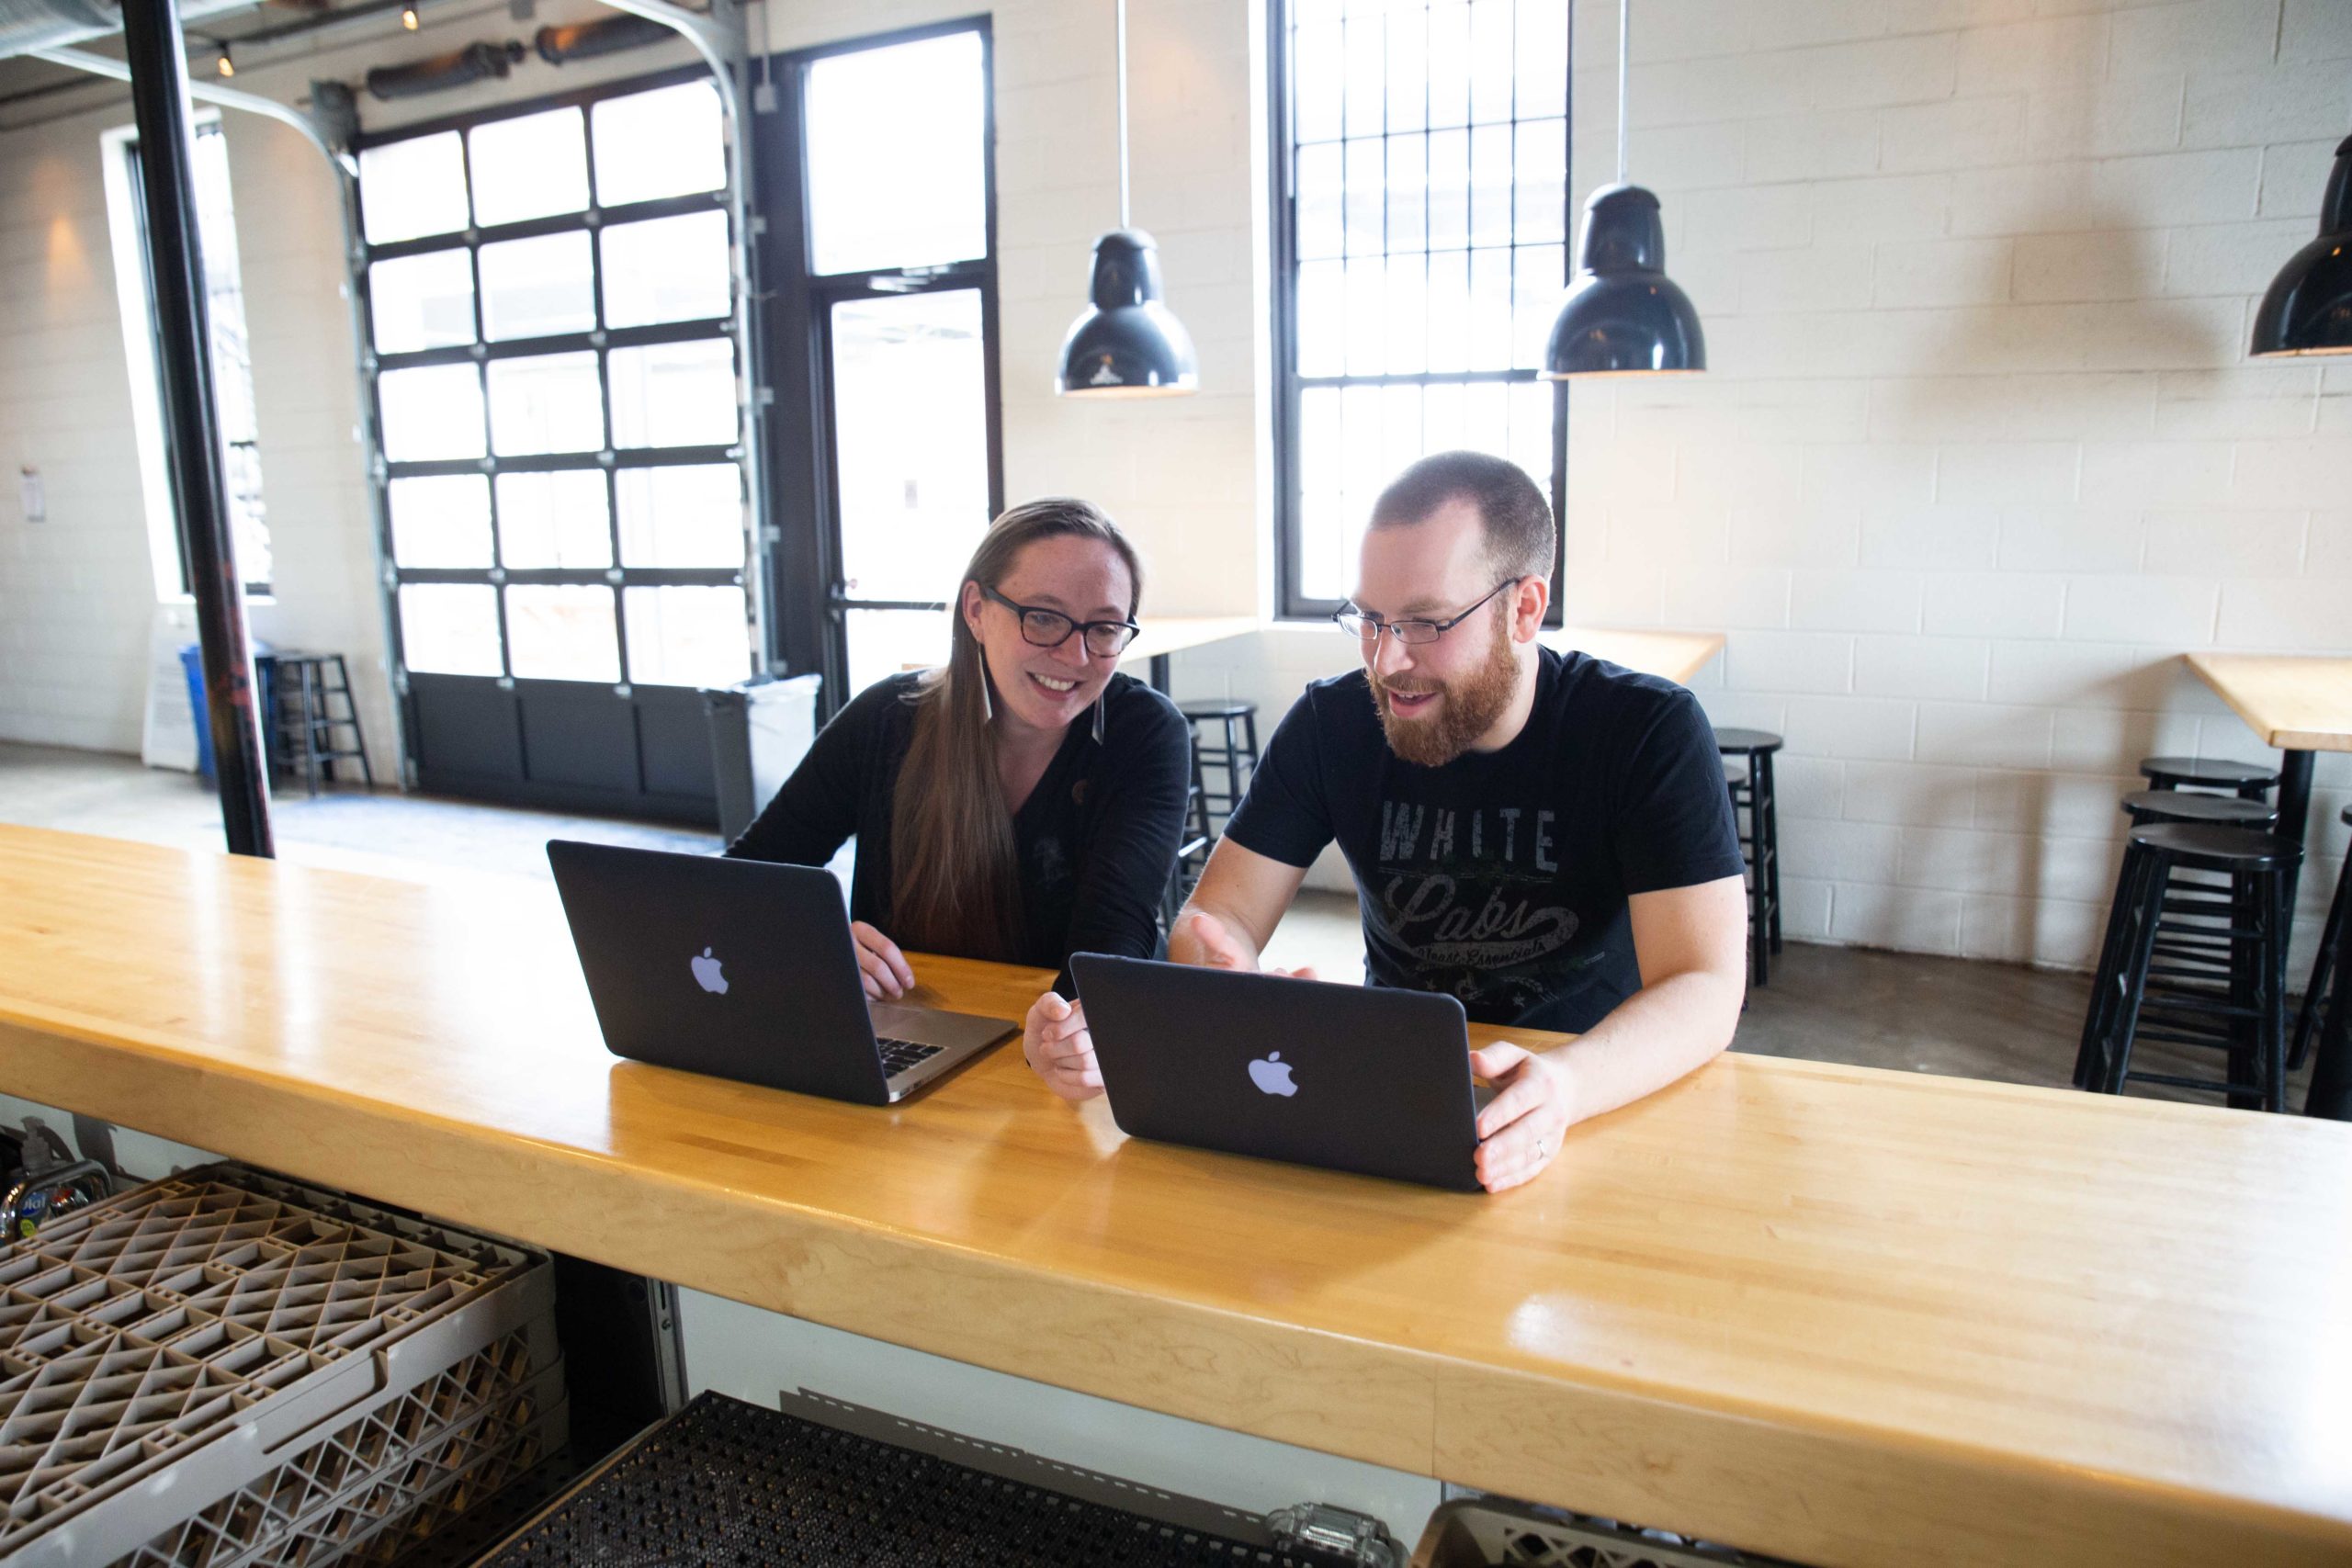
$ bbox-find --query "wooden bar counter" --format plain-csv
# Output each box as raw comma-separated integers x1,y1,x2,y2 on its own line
2,825,2348,1567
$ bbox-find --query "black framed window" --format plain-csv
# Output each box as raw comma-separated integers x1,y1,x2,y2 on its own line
116,118,272,598
1272,0,1570,619
753,17,1001,716
356,68,750,697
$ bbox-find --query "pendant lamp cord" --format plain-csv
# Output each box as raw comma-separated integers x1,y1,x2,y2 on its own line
1116,0,1132,229
1615,0,1629,185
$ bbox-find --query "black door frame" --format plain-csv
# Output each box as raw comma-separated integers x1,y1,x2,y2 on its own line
752,16,1002,717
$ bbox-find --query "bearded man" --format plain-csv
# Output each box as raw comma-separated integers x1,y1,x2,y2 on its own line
1023,450,1750,1192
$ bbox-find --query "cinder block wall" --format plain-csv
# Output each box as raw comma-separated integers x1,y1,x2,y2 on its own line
1534,0,2351,971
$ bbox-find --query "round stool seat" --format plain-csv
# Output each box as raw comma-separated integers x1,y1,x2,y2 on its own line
1177,699,1256,719
2138,755,2279,792
2119,789,2277,829
1713,727,1782,753
2125,822,2302,874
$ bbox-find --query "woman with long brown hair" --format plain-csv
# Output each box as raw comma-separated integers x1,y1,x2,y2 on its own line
725,498,1191,1100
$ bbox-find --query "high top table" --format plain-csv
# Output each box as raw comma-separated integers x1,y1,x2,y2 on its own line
1128,621,1725,694
2,826,2347,1564
2184,653,2352,1119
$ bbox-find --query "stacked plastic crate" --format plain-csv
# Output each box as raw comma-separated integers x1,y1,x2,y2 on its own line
0,1164,565,1567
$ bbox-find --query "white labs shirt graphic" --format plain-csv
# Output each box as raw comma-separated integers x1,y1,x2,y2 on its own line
1226,649,1744,1034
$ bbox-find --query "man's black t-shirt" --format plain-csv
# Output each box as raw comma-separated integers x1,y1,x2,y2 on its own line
1223,647,1744,1033
725,671,1191,994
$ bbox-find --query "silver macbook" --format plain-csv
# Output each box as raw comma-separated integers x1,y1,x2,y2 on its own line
548,840,1015,1105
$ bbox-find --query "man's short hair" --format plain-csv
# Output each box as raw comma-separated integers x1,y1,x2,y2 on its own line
1368,451,1556,581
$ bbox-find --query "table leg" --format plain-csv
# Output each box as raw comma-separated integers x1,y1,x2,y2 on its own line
2278,749,2314,843
2276,748,2314,923
1149,653,1171,694
2305,880,2352,1122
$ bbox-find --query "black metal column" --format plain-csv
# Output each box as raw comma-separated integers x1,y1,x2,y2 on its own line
120,0,274,857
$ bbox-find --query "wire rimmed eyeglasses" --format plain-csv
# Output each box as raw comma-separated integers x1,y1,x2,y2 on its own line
1332,578,1523,646
982,584,1141,659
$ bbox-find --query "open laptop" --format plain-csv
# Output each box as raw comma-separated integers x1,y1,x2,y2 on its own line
548,840,1016,1106
1069,953,1490,1191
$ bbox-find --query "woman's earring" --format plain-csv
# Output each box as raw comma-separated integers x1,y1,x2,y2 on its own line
1091,690,1106,744
978,651,995,724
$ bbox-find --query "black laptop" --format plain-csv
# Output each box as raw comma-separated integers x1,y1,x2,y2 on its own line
1069,953,1488,1190
548,840,1016,1105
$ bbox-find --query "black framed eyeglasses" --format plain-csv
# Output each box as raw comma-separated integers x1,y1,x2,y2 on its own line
981,585,1141,659
1332,578,1523,646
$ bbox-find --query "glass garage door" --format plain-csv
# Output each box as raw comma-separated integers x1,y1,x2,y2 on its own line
356,70,751,820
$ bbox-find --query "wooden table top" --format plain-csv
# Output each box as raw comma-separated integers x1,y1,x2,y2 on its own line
1122,620,1723,689
3,824,2348,1567
2186,653,2352,752
1543,626,1724,685
1125,615,1264,665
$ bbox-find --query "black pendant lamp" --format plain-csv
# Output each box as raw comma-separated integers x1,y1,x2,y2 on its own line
1543,0,1703,378
1056,0,1197,398
2250,134,2352,358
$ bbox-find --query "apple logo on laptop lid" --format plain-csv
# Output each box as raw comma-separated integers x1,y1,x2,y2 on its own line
1249,1052,1297,1097
691,947,729,995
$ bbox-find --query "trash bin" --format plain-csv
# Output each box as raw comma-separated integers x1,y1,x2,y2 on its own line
178,643,276,783
178,644,215,782
704,672,822,843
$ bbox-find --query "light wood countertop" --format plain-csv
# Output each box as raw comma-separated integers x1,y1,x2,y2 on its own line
2,825,2347,1567
1125,615,1264,666
1123,620,1724,688
2186,652,2352,753
1543,626,1724,685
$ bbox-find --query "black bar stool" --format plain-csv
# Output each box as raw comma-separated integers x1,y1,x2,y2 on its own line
2119,790,2277,829
2100,792,2280,1034
2290,803,2352,1075
264,651,374,797
1161,740,1216,928
2138,755,2278,800
2075,823,2300,1112
1178,700,1260,836
1713,728,1782,987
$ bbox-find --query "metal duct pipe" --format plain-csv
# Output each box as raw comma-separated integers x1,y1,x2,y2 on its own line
536,13,673,66
364,38,523,100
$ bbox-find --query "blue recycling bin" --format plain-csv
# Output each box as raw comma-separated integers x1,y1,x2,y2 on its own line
179,644,276,783
179,645,216,782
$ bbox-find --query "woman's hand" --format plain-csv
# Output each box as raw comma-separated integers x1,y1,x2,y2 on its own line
849,921,915,999
1023,992,1102,1100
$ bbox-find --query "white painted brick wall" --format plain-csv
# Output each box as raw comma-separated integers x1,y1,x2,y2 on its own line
1576,0,2350,980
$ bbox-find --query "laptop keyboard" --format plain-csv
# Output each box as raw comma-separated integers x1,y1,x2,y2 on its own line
876,1037,944,1077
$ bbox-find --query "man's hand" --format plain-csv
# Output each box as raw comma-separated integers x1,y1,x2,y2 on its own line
1023,992,1102,1100
1170,909,1320,980
1470,1043,1573,1193
1170,908,1257,970
848,921,914,999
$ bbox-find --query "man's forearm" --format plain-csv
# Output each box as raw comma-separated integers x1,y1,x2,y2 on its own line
1547,968,1743,1125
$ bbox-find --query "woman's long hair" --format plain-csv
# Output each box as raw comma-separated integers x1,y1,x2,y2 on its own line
888,499,1144,961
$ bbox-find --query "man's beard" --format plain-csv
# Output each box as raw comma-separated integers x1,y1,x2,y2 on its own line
1369,611,1519,768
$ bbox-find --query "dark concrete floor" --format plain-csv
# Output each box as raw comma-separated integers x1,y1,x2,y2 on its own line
1731,937,2317,1109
